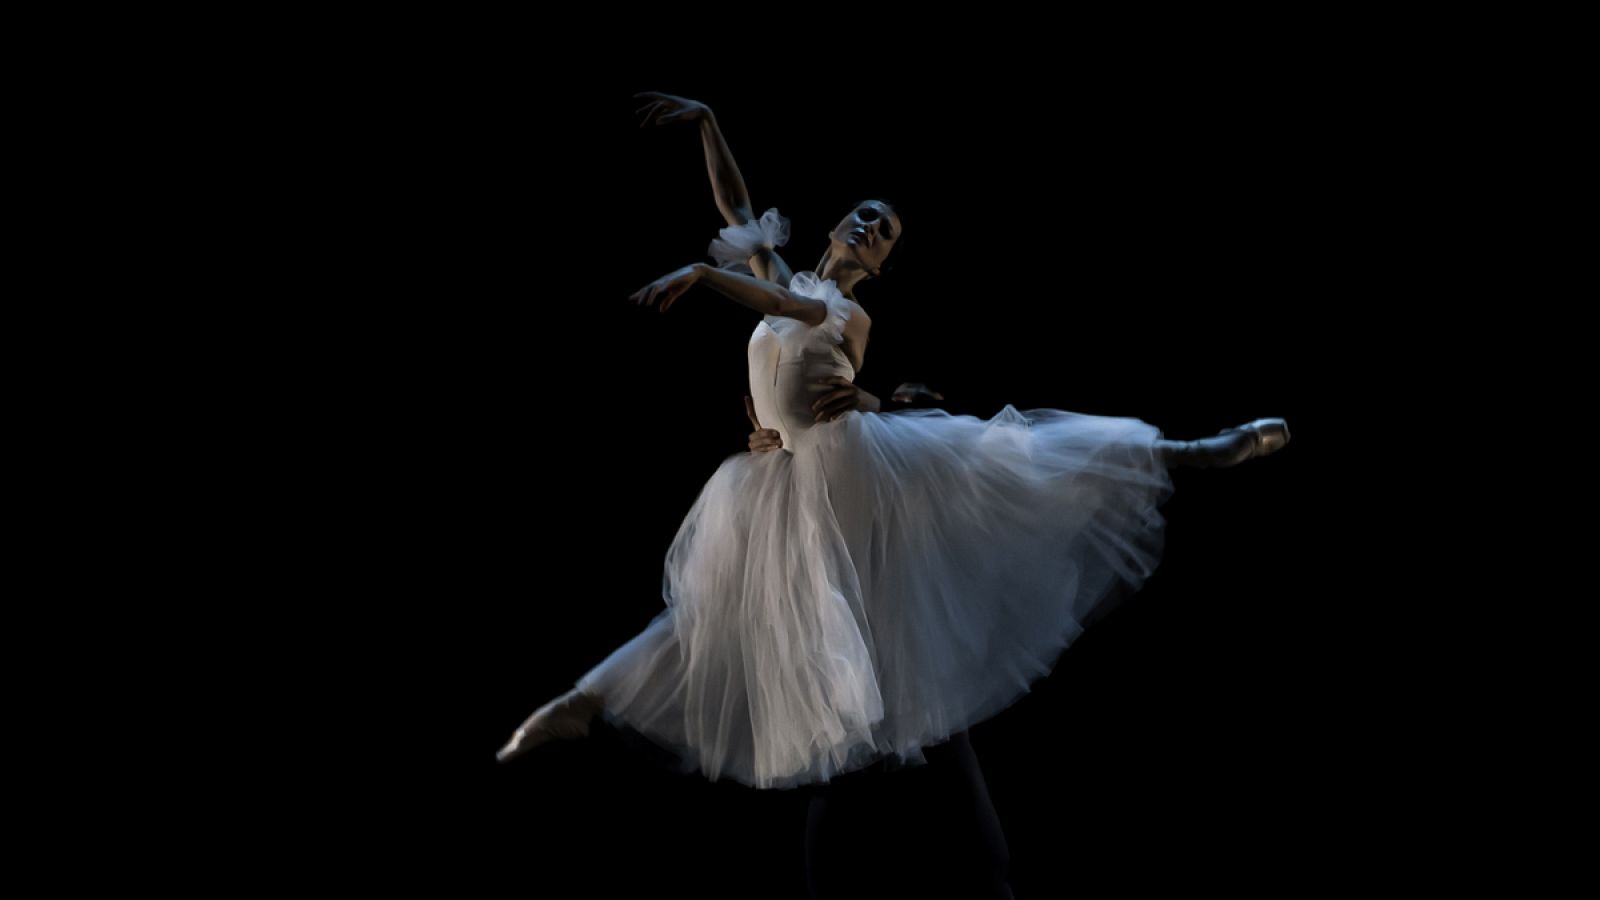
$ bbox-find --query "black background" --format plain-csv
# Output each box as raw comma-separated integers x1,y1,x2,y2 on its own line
264,49,1413,896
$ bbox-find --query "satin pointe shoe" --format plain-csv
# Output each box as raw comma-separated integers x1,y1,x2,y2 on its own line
1161,417,1292,468
496,688,604,763
1219,417,1291,460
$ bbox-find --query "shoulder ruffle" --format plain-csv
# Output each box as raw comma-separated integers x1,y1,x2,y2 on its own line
787,271,853,346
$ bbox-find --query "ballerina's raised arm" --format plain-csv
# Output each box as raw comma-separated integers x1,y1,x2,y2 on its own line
635,91,798,289
634,94,909,423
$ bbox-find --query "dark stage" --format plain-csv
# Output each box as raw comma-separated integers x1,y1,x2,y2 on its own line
284,59,1384,897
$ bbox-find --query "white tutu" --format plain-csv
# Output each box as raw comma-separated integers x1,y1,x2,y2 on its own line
577,274,1173,789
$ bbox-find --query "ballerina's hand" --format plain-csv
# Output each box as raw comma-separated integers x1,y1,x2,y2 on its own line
633,91,710,127
629,264,702,313
746,395,783,452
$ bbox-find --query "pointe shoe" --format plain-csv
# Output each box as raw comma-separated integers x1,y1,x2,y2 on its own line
1163,418,1292,468
1219,417,1292,460
496,689,603,763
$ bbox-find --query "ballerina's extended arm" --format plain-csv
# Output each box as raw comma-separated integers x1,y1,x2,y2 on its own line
630,263,829,323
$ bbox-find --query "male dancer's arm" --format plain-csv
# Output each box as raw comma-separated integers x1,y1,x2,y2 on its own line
749,381,946,453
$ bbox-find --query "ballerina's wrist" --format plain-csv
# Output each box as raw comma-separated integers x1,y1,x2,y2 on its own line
708,208,792,269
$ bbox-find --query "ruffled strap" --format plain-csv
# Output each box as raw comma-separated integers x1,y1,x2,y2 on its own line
708,208,791,271
787,271,853,346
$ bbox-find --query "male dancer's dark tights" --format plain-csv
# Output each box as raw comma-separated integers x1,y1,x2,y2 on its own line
803,729,1015,899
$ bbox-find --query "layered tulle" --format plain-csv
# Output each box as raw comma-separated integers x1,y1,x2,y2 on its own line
572,270,1172,788
576,403,1173,789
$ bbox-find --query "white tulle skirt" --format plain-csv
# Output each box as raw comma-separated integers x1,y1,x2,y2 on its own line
576,405,1173,790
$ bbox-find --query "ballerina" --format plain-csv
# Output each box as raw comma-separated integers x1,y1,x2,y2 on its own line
496,94,1290,786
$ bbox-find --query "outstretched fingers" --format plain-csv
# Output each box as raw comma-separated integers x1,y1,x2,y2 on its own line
633,92,684,128
630,280,665,308
659,282,687,312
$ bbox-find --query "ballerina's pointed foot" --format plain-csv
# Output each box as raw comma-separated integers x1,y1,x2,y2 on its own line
496,689,604,763
1222,417,1291,460
1161,417,1292,468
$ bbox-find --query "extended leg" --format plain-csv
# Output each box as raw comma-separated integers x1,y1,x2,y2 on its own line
495,687,605,763
1156,417,1291,469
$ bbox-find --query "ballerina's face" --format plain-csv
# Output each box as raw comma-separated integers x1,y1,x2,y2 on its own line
829,200,901,277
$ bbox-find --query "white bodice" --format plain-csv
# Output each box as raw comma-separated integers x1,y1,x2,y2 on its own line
745,274,856,451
